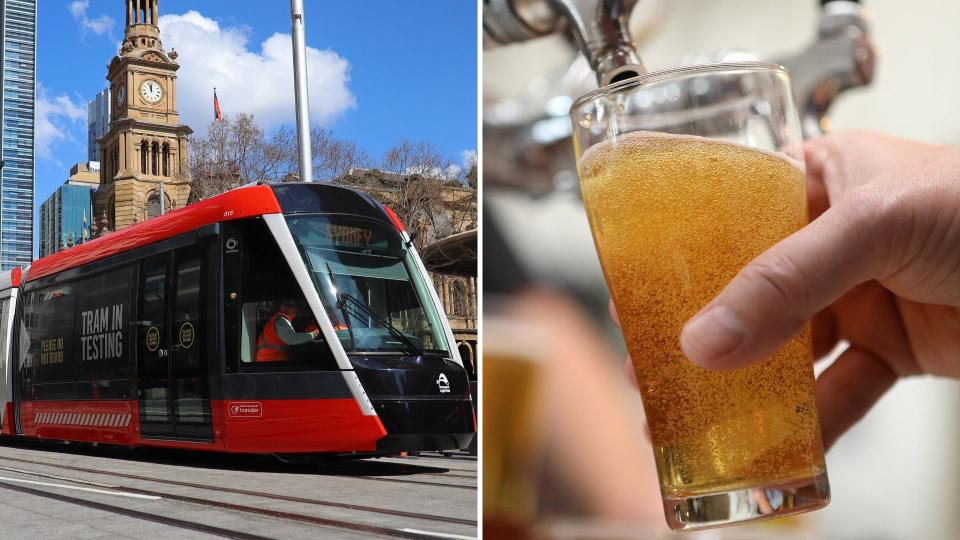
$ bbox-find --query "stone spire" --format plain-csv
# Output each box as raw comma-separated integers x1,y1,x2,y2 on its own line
122,0,162,55
126,0,158,27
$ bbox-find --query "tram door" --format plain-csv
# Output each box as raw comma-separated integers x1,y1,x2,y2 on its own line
138,246,213,440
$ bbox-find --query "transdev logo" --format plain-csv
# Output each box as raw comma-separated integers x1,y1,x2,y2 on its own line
436,373,450,394
228,402,262,417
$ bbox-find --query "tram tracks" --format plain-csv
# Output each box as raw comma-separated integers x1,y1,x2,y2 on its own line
0,455,475,525
0,480,276,540
0,452,476,492
339,473,475,490
0,456,476,539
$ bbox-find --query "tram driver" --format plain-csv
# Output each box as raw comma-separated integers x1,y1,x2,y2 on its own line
255,300,322,362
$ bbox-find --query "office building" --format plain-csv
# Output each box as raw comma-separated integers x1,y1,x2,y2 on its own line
0,0,37,270
87,88,111,162
39,162,99,257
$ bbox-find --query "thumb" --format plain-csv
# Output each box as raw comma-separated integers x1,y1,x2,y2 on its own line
680,196,879,369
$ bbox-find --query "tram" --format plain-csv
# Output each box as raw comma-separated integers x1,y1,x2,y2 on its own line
0,183,475,456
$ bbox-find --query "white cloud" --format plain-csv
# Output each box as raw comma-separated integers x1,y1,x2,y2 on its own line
460,149,478,168
445,165,463,179
36,84,86,160
403,149,477,180
406,164,464,180
158,11,355,134
69,1,116,38
444,150,478,179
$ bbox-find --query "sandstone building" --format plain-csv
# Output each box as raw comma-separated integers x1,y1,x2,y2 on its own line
94,0,192,231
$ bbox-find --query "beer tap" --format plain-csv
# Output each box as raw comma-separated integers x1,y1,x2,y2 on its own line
776,0,875,137
483,0,647,85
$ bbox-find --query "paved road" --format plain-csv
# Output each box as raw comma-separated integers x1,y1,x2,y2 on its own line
0,439,476,539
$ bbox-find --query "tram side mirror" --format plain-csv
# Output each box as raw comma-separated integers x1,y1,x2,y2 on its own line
407,231,419,245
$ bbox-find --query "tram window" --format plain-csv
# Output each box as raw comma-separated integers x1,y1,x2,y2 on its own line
173,248,211,425
223,218,337,370
76,267,133,381
286,214,451,356
138,255,169,423
23,284,78,383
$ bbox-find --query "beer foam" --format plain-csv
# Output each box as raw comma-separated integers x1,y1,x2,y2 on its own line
579,131,804,178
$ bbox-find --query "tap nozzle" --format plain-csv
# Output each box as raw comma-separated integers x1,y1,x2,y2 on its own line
484,0,647,86
593,43,646,85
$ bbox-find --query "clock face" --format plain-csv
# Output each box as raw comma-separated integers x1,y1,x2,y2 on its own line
115,85,126,107
140,79,163,104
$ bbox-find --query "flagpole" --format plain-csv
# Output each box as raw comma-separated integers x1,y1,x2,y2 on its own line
290,0,313,183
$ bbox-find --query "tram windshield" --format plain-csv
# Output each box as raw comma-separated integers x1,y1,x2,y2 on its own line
286,214,450,356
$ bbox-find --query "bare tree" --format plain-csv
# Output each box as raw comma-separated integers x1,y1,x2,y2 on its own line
382,140,458,250
464,155,478,190
261,125,299,180
312,127,369,180
381,139,458,179
189,113,307,200
189,117,374,195
451,150,478,233
189,114,258,200
334,140,476,251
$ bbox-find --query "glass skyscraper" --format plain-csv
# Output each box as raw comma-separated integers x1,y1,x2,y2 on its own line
39,182,93,257
38,162,98,257
88,88,110,163
1,0,37,270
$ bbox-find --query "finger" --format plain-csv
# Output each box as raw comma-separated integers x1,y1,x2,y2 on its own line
811,309,837,360
609,299,620,328
680,199,879,370
806,131,943,203
623,356,639,391
815,344,898,450
804,143,830,221
805,136,869,204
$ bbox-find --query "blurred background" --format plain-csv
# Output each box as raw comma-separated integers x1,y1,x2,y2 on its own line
483,0,960,538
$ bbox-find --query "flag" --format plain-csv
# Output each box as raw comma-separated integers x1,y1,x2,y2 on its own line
82,210,90,241
214,88,223,121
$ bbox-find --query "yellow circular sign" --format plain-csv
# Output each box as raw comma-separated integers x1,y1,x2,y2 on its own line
146,326,160,352
179,322,195,349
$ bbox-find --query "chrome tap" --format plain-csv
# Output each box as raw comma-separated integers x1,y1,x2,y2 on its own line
776,0,875,137
483,0,646,85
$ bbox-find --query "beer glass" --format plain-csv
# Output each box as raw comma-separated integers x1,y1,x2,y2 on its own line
483,315,546,537
570,63,829,531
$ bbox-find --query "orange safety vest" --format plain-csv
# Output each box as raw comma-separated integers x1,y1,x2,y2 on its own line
256,312,290,362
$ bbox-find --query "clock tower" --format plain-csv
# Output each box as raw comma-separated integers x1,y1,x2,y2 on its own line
95,0,192,231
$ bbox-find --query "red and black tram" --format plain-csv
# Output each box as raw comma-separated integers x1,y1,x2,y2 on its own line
0,183,475,456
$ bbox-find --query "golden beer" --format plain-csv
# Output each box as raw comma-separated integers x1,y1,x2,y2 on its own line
578,132,826,499
483,351,542,534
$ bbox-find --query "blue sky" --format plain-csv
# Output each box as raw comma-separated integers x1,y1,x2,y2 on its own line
36,1,478,239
